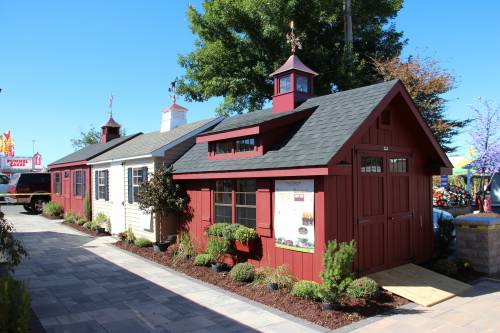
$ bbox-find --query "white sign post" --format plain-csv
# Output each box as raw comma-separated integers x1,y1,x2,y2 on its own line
274,179,315,253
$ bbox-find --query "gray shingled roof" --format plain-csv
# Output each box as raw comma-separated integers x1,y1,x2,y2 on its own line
173,80,398,173
49,134,141,166
89,118,221,163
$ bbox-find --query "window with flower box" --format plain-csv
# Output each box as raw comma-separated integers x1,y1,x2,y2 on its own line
214,179,256,229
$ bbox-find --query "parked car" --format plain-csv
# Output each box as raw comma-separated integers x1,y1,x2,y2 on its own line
0,173,10,202
6,173,51,213
433,208,453,234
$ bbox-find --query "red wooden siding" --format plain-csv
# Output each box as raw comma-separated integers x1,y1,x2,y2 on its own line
50,165,91,218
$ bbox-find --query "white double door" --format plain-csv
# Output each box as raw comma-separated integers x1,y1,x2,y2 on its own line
110,162,126,234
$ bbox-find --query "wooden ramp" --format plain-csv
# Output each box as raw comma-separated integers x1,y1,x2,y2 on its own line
369,263,472,307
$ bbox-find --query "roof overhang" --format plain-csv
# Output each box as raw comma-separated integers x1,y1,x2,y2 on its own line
48,161,89,170
173,167,329,180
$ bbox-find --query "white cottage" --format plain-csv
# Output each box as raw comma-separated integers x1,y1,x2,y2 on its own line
88,103,222,241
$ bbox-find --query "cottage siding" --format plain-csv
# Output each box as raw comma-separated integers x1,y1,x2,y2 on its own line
123,158,156,241
91,164,113,221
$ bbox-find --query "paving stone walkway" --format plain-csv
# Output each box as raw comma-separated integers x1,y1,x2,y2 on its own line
5,205,500,333
5,206,326,333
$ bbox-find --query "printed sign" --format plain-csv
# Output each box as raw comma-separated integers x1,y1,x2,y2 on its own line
1,157,33,170
274,179,315,253
33,153,43,170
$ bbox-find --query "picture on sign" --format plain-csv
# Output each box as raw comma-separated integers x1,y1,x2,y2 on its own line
274,179,314,253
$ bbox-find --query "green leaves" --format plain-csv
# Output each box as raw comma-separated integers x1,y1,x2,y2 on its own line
178,0,405,116
135,165,189,218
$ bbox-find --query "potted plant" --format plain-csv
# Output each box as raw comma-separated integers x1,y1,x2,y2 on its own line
93,212,109,236
234,226,259,252
206,237,230,272
320,290,340,311
153,241,170,252
265,265,294,291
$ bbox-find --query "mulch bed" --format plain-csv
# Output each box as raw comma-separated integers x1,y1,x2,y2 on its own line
114,241,408,330
61,221,109,237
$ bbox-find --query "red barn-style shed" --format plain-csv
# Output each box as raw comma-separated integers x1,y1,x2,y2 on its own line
172,54,452,281
48,116,140,218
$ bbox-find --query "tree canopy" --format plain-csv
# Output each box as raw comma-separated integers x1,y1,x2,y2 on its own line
178,0,405,116
373,55,466,153
70,126,100,150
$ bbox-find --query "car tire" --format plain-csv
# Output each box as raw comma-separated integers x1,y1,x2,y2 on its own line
23,204,33,213
31,197,48,214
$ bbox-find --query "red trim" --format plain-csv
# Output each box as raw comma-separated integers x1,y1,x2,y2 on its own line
197,126,260,143
173,167,329,180
49,160,88,169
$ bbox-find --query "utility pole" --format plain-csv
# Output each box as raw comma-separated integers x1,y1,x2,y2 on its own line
344,0,353,80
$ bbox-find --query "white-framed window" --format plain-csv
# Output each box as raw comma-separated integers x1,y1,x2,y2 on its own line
98,170,106,199
128,167,147,203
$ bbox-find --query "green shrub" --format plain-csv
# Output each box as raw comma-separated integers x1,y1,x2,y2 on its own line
173,232,195,260
454,257,471,273
206,237,230,263
126,227,136,242
291,280,323,301
321,240,356,296
206,223,231,238
230,262,255,282
117,231,128,241
83,194,92,221
75,218,86,226
194,253,213,266
0,277,30,333
83,221,93,230
64,211,76,223
433,258,458,276
346,277,380,300
134,237,152,248
94,212,110,232
0,218,28,271
262,265,294,289
42,201,63,217
435,215,455,258
234,226,258,244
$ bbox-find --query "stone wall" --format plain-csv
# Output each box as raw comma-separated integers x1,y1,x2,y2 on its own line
454,216,500,274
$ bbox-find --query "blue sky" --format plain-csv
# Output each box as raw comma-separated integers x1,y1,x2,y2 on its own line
1,1,499,165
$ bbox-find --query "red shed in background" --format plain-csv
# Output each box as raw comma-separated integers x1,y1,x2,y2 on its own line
48,115,140,218
172,53,452,281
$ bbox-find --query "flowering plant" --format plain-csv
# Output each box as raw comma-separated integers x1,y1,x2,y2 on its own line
433,185,472,207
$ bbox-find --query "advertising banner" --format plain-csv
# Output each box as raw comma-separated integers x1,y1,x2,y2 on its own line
0,157,33,170
274,179,315,253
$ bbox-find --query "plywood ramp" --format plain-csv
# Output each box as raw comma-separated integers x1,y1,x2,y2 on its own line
368,263,472,307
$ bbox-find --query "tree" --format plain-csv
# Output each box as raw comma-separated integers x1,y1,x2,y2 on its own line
467,98,499,212
178,0,405,116
373,55,466,153
70,126,100,150
135,165,190,239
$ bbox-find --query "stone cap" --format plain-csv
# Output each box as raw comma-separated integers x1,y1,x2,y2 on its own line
453,215,500,227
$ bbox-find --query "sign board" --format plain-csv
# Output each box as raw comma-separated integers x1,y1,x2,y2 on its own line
274,179,315,253
1,157,33,170
440,175,448,187
33,153,43,170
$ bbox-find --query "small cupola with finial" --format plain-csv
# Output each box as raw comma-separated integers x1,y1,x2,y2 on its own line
271,21,318,113
161,81,188,132
100,95,121,143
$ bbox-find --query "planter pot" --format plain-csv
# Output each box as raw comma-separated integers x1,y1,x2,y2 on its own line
153,241,170,252
321,299,341,311
211,262,224,273
127,239,134,245
234,240,257,252
267,283,279,291
96,227,107,236
222,255,235,268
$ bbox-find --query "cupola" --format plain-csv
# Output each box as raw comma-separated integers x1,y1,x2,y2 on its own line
161,81,188,132
271,21,318,113
100,95,121,143
100,114,121,143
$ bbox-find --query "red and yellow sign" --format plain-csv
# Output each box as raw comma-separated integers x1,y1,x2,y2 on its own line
0,131,15,156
